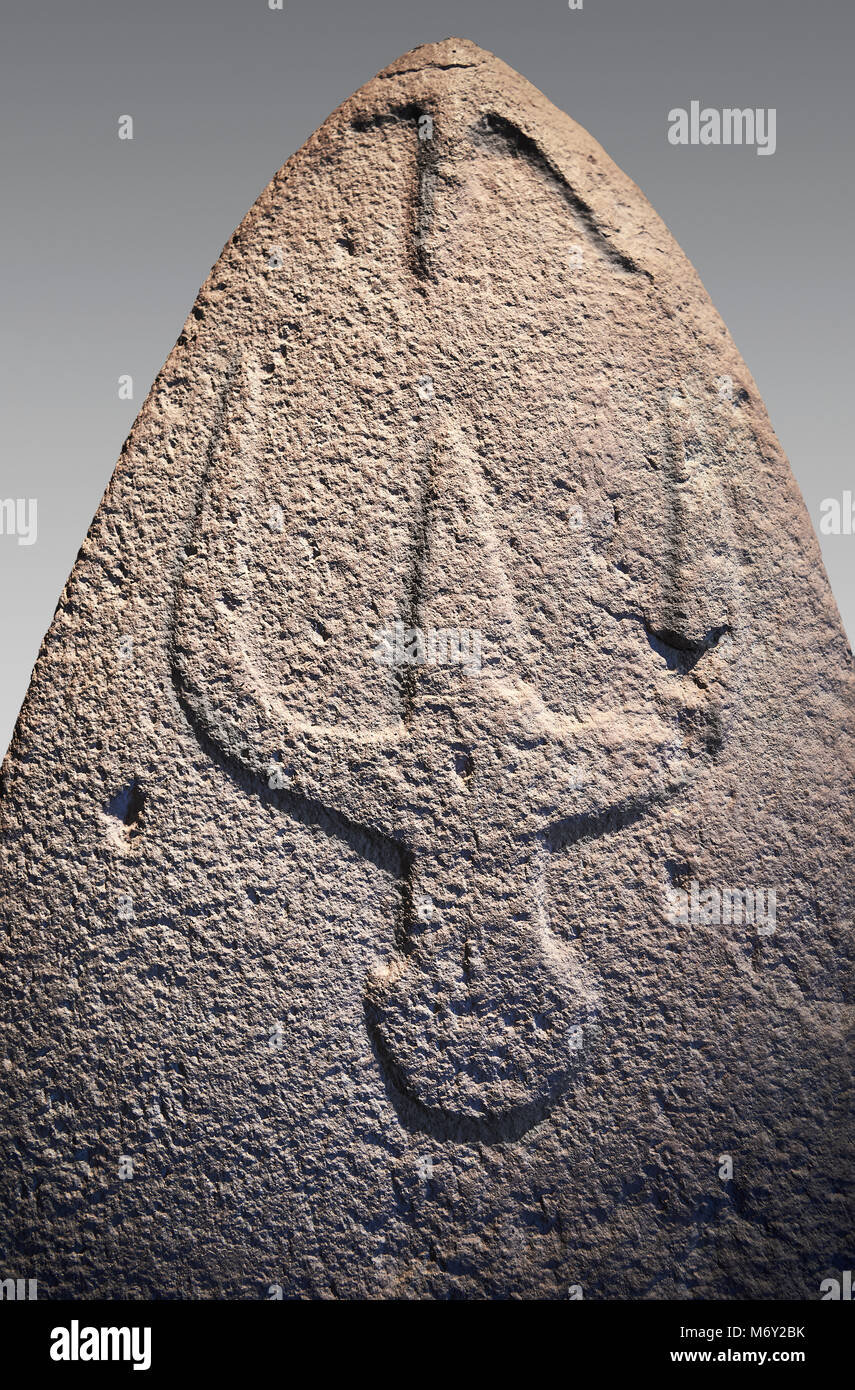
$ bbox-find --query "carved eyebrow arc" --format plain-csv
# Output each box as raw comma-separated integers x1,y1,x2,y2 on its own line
470,112,650,279
349,103,437,285
349,101,426,132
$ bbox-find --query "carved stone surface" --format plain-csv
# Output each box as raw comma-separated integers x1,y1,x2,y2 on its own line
1,38,852,1299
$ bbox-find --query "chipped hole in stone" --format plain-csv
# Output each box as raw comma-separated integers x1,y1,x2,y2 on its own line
665,859,692,890
105,779,146,840
454,750,475,779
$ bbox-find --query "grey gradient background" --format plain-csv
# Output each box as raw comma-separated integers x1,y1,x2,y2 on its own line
1,0,852,758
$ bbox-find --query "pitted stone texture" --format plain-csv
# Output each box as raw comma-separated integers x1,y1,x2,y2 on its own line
1,38,852,1299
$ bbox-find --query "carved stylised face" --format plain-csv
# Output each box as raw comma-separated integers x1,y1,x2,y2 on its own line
172,91,738,1140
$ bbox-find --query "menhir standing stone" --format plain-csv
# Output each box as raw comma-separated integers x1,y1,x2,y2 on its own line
1,37,852,1300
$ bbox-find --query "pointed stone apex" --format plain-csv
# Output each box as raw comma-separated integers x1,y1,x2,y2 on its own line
377,36,490,78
